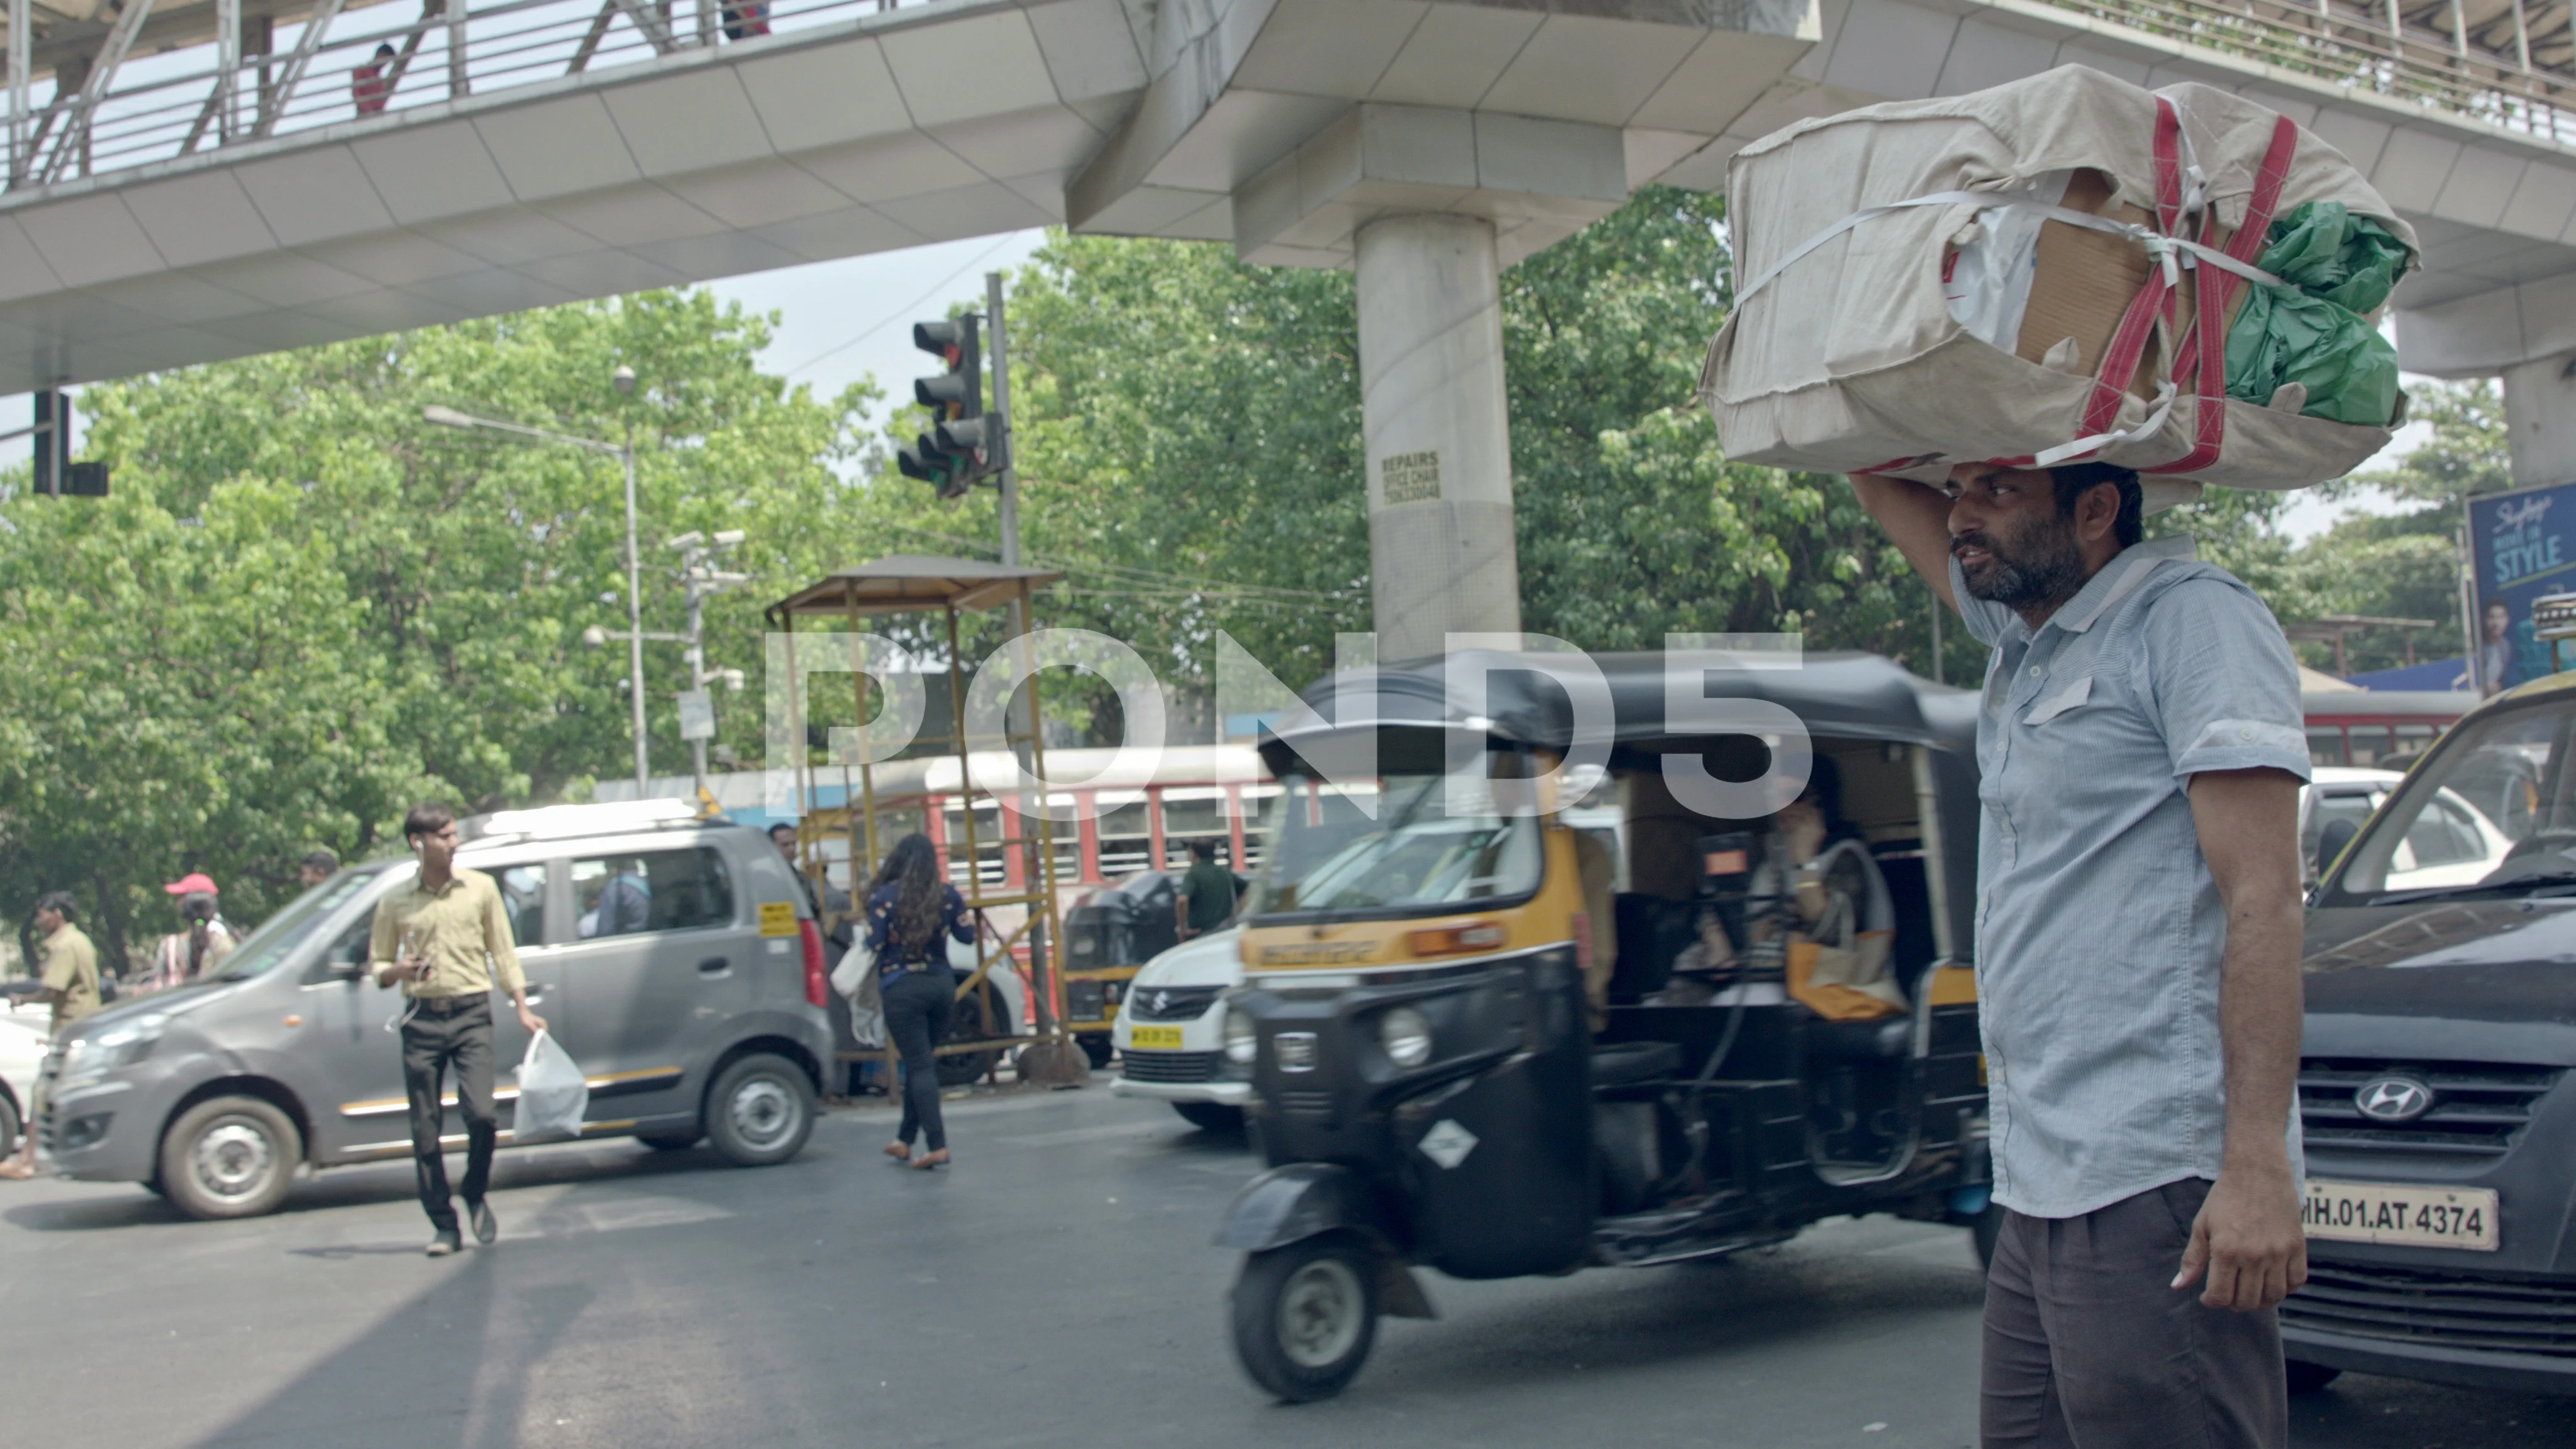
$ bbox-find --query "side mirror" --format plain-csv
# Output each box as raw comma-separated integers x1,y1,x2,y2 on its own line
2316,818,2361,880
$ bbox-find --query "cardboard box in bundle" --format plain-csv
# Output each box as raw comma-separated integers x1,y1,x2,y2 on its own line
1699,65,2414,500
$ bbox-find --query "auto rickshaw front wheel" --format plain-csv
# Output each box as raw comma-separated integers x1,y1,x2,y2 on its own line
1230,1232,1381,1402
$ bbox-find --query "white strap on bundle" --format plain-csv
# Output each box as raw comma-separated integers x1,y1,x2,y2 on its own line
1732,188,2284,310
2032,380,2178,467
1730,183,2284,471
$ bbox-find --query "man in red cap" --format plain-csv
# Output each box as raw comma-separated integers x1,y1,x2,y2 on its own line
143,874,240,994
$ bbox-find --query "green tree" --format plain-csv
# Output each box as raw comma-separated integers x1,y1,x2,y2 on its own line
1506,190,1955,678
851,231,1371,716
2348,378,2513,506
0,292,875,965
2241,378,2505,679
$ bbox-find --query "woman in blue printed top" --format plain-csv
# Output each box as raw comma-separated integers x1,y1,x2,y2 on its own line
868,833,975,1169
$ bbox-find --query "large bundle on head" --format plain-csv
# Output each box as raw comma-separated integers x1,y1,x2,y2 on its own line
1699,65,2418,508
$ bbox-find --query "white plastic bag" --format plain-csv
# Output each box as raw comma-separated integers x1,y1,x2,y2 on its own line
828,939,875,999
831,940,884,1048
513,1030,589,1145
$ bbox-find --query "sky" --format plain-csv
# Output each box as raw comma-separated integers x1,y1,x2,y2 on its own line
3,228,2425,547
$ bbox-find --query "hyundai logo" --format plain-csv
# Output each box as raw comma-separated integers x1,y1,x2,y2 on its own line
2354,1076,2434,1123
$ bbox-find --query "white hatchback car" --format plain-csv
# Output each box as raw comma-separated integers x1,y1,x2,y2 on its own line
2303,764,2514,891
1109,926,1245,1131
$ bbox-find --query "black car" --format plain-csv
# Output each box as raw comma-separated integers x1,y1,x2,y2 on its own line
2292,678,2576,1394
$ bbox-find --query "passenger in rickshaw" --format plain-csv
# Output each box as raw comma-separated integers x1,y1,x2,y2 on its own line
1655,757,1906,1022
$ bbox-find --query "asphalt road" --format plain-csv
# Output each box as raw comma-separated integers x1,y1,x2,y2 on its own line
1,1082,2568,1449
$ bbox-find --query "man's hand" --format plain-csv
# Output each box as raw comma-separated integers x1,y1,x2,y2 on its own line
518,1004,548,1036
2175,1163,2308,1309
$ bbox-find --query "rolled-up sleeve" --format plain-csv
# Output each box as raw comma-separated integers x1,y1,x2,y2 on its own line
2143,577,2312,783
482,879,526,997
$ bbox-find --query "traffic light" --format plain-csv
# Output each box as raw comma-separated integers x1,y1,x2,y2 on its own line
28,388,108,498
31,388,65,496
896,315,989,499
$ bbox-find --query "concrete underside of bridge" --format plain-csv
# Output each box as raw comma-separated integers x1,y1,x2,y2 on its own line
4,0,2575,642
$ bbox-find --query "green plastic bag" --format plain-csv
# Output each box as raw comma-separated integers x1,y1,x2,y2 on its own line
2221,201,2411,427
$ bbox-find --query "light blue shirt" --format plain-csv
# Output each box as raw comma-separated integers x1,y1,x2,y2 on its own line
1951,536,2310,1218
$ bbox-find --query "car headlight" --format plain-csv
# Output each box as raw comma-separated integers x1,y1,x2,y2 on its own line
1223,1011,1258,1065
65,1014,169,1077
1379,1006,1432,1069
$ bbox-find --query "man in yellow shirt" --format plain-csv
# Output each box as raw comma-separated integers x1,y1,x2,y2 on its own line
369,802,547,1256
0,892,103,1179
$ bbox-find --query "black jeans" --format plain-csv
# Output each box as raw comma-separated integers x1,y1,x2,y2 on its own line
880,969,953,1152
1983,1178,2288,1448
400,994,496,1233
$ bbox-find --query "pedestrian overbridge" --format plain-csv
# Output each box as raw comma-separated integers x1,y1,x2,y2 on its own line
1,0,2572,637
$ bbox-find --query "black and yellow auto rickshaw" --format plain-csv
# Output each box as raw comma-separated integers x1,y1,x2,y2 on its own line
1214,650,1994,1400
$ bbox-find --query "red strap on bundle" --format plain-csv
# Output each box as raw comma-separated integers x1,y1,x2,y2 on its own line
2065,104,2300,477
2075,100,2187,447
2142,113,2298,475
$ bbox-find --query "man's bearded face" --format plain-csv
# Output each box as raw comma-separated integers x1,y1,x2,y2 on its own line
1951,497,2086,609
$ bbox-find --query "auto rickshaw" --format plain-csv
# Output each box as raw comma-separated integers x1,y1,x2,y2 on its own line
1215,650,1994,1400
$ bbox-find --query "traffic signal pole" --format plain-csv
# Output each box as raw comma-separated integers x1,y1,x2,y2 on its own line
985,270,1019,582
984,269,1064,1040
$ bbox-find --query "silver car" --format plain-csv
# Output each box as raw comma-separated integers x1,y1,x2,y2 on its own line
35,801,834,1219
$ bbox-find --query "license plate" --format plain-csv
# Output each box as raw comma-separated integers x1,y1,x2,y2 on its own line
1127,1025,1184,1050
2302,1179,2499,1251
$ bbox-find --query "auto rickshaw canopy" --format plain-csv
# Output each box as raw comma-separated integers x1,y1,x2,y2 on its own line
1262,650,1975,757
1257,649,1982,965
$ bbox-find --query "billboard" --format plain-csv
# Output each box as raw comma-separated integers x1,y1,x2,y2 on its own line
2468,481,2576,694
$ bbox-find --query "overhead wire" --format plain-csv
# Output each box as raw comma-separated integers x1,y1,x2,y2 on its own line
781,236,1023,379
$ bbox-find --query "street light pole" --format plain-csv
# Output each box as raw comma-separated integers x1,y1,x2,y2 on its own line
668,530,750,799
623,439,647,792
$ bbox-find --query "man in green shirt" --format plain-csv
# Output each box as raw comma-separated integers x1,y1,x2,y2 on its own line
1176,840,1238,940
0,891,102,1180
369,801,547,1256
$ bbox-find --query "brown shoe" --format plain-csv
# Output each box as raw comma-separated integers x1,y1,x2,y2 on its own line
882,1141,911,1163
0,1161,35,1180
911,1149,949,1170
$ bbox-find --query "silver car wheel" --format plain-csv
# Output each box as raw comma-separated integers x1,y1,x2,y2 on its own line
1276,1257,1367,1369
191,1120,276,1201
728,1075,795,1148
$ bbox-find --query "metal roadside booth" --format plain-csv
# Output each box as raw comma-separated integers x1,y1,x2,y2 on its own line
763,555,1085,1092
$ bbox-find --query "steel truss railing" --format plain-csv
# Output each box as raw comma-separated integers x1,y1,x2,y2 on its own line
2034,0,2572,143
3,0,914,189
0,0,2567,197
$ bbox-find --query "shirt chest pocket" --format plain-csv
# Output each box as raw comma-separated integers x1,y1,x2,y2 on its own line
2022,676,2092,726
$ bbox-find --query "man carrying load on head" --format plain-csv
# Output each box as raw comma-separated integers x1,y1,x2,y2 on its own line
1853,462,2309,1449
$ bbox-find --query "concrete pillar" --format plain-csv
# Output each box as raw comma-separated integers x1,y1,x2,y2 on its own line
2503,353,2576,489
1356,213,1521,663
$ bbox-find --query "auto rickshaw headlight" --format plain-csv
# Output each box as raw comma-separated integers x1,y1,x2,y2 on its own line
1379,1006,1433,1069
1224,1011,1258,1065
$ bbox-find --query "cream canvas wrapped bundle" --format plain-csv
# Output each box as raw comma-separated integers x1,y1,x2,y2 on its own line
1699,65,2418,505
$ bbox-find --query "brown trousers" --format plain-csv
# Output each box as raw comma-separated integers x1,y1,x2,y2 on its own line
1982,1178,2287,1449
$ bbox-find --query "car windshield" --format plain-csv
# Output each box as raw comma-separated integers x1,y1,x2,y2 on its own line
1246,774,1545,918
209,867,396,981
2324,699,2568,903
